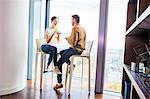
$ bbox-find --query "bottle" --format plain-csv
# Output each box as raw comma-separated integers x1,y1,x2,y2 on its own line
135,57,140,73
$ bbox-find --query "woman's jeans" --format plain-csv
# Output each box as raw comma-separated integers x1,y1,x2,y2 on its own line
41,44,57,66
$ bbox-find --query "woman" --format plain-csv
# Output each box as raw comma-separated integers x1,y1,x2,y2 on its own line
41,16,61,74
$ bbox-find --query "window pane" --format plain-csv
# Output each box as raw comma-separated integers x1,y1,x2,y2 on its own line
50,0,100,88
104,0,128,93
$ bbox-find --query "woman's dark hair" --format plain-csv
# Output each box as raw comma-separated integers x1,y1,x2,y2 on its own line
72,14,80,23
51,16,57,22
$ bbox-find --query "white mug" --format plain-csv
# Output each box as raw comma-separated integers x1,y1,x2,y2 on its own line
131,62,136,71
139,62,144,71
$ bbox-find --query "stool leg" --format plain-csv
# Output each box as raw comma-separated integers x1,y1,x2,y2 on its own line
68,69,72,95
65,65,69,90
34,53,38,84
81,57,84,86
43,54,46,72
40,54,44,90
88,57,91,93
68,57,74,95
51,61,54,84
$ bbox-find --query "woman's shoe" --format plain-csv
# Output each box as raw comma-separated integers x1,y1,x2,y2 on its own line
43,65,51,73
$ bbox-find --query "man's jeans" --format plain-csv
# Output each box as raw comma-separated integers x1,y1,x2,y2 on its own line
41,44,57,66
57,47,82,83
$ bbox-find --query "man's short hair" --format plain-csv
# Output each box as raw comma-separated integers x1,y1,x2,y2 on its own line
72,14,80,23
51,16,57,22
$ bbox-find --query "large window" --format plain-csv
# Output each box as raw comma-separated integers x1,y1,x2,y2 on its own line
49,0,100,88
28,0,46,79
29,0,128,95
104,0,128,93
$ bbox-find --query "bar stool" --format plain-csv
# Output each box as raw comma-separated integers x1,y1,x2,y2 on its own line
65,41,93,95
34,38,49,90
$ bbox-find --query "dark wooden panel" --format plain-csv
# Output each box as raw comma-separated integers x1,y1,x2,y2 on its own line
124,27,150,65
124,36,147,65
126,14,150,36
126,2,137,30
139,15,150,29
139,0,150,17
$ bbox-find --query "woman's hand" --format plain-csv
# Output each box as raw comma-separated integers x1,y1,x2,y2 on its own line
64,36,69,40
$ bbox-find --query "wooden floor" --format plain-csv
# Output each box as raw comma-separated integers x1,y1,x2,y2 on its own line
0,72,121,99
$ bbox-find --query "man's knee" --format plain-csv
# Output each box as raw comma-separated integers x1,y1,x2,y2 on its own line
51,46,57,52
54,47,57,52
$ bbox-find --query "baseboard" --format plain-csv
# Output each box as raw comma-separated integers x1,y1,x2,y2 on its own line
0,82,26,96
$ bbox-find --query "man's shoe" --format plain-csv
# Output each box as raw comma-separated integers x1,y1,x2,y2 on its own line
53,83,63,90
68,64,75,74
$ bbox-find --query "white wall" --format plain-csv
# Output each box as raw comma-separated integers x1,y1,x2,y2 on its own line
0,1,2,83
0,0,29,95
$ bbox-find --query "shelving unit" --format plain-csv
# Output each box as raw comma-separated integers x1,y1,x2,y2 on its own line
121,0,150,99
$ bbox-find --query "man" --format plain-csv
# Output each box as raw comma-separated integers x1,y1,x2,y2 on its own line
41,16,61,74
53,14,86,90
